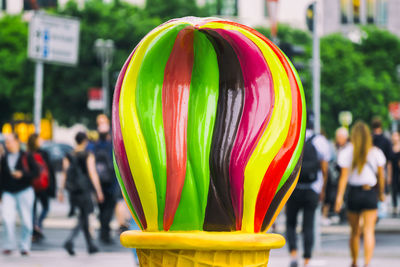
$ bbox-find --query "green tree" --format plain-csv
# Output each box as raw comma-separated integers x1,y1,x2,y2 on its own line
42,0,161,127
145,0,205,20
0,15,34,125
321,28,400,135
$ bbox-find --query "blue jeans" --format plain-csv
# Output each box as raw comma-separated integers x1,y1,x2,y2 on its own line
33,192,49,229
1,187,35,252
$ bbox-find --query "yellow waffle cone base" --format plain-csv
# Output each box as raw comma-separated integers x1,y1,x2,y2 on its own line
121,231,285,267
137,248,270,267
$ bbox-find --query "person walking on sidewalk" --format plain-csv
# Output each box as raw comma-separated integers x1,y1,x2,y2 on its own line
335,121,385,267
389,131,400,216
27,133,56,242
58,132,104,255
0,133,38,256
285,111,330,267
91,114,118,244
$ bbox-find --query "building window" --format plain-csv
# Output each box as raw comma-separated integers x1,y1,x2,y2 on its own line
264,0,269,18
206,0,238,16
367,0,375,23
376,0,388,26
341,0,351,24
353,0,360,23
340,0,387,25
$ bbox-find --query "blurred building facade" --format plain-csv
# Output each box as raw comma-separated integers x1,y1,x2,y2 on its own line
1,0,400,37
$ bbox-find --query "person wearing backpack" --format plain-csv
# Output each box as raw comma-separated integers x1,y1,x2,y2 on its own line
93,130,118,244
58,132,104,255
335,121,385,267
286,111,330,267
27,133,56,243
0,133,39,256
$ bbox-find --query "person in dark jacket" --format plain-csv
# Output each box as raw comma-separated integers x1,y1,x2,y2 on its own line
58,132,104,255
88,114,119,244
27,133,56,242
0,133,38,256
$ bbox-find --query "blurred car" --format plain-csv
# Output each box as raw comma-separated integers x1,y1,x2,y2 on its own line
41,142,73,171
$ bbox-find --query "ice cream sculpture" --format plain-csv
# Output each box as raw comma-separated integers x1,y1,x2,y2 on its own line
112,17,306,266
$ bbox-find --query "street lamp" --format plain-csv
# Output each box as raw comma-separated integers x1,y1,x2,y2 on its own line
94,38,114,116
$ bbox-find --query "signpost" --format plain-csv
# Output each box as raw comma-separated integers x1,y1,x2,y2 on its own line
87,87,105,111
28,13,80,133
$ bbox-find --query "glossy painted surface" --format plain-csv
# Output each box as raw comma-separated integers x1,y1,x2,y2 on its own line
112,49,147,229
171,30,219,231
112,17,306,233
214,28,274,230
120,21,188,231
162,26,194,230
136,24,187,230
203,30,244,231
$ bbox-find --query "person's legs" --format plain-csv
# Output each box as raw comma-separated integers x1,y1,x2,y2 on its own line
99,192,116,242
302,190,319,265
362,209,377,266
392,174,398,213
15,188,35,253
37,194,49,230
286,190,302,264
347,211,361,266
1,192,17,251
64,212,81,256
115,200,130,232
80,206,98,253
33,194,38,229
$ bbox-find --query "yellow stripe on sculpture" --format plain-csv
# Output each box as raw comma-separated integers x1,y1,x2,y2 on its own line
119,21,187,231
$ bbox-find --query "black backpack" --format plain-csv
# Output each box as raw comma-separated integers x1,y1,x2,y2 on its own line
299,135,320,184
94,143,114,184
65,153,91,194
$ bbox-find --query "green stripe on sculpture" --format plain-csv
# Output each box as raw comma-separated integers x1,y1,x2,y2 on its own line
170,30,220,230
135,24,188,230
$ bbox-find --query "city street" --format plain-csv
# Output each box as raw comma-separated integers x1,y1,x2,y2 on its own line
1,199,399,266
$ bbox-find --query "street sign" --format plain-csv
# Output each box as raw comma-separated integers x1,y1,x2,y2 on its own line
389,102,400,120
28,13,80,65
88,87,105,110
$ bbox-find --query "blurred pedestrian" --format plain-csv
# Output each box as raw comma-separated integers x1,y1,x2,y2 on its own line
58,132,104,255
286,111,330,267
389,131,400,216
0,133,38,256
322,127,350,225
27,133,56,242
371,117,392,161
89,114,119,244
335,121,385,267
371,117,391,191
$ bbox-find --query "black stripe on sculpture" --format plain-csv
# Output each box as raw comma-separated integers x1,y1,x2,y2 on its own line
201,29,245,231
261,152,304,232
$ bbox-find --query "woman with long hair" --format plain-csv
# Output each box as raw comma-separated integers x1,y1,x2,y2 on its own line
58,132,104,255
335,121,385,267
27,133,56,242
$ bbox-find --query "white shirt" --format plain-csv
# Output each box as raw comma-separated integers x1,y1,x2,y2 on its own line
337,144,386,187
301,129,331,193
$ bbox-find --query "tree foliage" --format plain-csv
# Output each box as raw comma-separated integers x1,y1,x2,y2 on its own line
0,15,33,124
321,27,400,135
1,2,399,135
256,24,400,136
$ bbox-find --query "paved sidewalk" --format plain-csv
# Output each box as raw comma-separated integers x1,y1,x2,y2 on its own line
0,199,399,266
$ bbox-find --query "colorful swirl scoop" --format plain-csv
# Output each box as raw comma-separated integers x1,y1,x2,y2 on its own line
112,17,306,233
